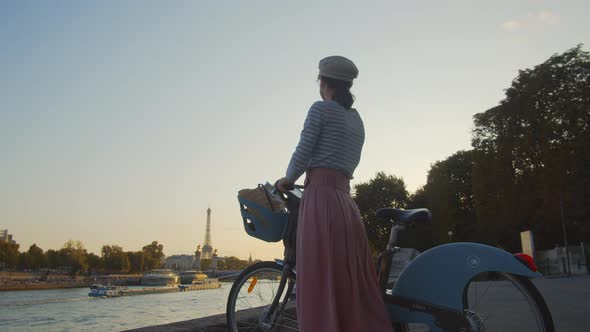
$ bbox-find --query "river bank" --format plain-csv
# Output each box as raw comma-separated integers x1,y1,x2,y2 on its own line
0,271,142,291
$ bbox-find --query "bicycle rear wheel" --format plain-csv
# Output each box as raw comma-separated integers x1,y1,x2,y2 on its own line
226,261,298,331
463,272,554,331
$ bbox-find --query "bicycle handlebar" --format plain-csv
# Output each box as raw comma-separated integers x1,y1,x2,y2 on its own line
271,180,304,201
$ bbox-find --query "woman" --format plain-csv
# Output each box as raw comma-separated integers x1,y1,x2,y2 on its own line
278,56,392,332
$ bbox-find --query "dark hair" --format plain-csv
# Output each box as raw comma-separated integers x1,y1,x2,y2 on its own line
320,76,355,110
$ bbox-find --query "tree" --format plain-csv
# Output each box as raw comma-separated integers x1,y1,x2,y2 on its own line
17,244,46,270
0,240,19,270
27,244,45,270
61,240,88,276
45,249,57,270
17,252,31,270
86,252,102,274
45,249,62,270
142,241,164,270
127,251,144,274
472,45,590,250
353,172,410,254
421,151,477,245
216,259,226,270
408,186,429,210
221,256,250,270
101,245,130,273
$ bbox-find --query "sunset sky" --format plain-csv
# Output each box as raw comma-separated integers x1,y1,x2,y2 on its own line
2,1,589,261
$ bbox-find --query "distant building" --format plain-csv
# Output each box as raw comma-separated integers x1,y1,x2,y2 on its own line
0,229,16,244
165,255,195,271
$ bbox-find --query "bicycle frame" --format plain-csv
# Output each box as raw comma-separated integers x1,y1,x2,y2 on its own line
379,222,541,331
260,260,296,328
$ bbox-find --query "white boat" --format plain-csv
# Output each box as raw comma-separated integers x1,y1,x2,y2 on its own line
88,284,122,297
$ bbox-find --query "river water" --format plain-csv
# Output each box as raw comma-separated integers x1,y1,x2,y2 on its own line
0,284,233,331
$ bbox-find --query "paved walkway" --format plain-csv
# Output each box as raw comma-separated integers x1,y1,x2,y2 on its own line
533,275,590,332
126,275,590,331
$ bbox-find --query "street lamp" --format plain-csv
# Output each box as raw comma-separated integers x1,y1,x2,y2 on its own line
448,230,454,242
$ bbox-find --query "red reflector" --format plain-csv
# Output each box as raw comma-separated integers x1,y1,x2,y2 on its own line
514,253,538,272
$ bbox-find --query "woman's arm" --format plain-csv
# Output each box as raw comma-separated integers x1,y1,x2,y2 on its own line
285,103,323,182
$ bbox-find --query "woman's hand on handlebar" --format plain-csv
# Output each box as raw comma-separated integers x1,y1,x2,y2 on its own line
276,177,294,193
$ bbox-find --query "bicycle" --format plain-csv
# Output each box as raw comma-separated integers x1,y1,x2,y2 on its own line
227,182,554,331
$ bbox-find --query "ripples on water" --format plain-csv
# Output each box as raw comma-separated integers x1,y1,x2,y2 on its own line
0,296,91,308
0,284,234,331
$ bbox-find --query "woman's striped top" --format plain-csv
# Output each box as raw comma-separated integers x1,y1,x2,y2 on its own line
286,100,365,182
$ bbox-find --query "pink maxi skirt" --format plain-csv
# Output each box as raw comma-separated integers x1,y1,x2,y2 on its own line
296,168,392,332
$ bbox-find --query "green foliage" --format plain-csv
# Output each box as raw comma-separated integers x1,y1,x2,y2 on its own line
45,249,61,270
353,172,410,254
353,46,589,254
142,241,164,270
17,252,30,270
219,256,251,270
86,252,102,273
0,240,20,270
101,245,130,273
471,44,590,250
407,186,428,210
27,244,45,270
422,151,477,244
60,240,89,276
16,243,46,271
126,251,145,274
216,259,226,270
2,240,161,275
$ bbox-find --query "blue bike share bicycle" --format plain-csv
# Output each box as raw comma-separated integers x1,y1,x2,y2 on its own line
227,182,554,331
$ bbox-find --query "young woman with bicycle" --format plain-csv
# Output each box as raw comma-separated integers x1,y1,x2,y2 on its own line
228,58,554,331
276,56,393,332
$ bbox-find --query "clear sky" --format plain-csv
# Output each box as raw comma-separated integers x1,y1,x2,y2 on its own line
2,1,589,261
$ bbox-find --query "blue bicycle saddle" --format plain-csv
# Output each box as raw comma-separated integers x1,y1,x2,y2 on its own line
375,208,432,224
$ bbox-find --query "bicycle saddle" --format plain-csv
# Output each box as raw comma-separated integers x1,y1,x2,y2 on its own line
375,208,431,224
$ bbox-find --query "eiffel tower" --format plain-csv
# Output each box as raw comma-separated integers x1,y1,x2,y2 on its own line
201,206,213,261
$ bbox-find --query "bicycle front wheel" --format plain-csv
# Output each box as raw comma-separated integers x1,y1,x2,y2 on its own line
226,261,298,331
463,272,554,331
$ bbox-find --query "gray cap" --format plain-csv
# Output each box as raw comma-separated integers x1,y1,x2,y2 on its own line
318,56,358,82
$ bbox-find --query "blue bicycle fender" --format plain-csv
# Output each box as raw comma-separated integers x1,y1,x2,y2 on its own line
387,242,541,329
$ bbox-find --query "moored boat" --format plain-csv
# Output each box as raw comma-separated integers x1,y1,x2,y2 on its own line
141,269,180,286
179,270,208,284
88,284,122,297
